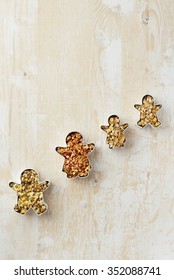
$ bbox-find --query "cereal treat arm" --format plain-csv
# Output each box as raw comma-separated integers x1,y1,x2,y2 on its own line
55,147,71,158
155,104,162,112
9,182,21,192
37,181,50,192
120,123,128,131
134,104,141,111
101,125,109,132
83,143,95,154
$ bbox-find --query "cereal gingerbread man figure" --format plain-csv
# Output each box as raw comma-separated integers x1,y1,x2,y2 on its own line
56,132,95,178
9,169,50,215
101,115,128,148
134,95,162,127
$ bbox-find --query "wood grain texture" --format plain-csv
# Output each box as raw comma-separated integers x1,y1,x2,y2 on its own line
0,0,174,259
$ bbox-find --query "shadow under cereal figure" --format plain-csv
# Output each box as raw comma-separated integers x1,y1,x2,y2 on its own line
9,169,50,215
101,115,128,149
134,95,162,128
55,132,95,179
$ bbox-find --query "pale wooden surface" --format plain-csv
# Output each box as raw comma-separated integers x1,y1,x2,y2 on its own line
0,0,174,260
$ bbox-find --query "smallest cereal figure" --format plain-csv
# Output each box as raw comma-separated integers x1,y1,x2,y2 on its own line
101,115,128,149
55,132,95,179
134,95,162,128
9,169,50,215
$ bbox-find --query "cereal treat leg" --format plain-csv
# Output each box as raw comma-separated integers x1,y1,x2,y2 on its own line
14,202,30,215
137,119,147,127
32,197,48,215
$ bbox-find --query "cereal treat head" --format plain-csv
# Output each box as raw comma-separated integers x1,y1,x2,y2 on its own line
108,115,120,125
20,169,38,184
66,132,83,146
142,95,154,107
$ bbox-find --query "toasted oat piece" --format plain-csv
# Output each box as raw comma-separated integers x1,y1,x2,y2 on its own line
134,95,162,128
56,132,95,179
101,115,128,149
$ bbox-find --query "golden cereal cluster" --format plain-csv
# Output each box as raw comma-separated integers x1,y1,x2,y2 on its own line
56,132,95,178
101,115,128,149
134,95,162,127
9,169,50,215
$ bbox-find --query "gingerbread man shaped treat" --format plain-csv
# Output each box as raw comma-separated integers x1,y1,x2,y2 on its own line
9,169,50,215
56,132,95,179
134,95,162,128
101,115,128,149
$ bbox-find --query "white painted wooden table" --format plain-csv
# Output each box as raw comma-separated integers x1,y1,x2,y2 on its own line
0,0,174,259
